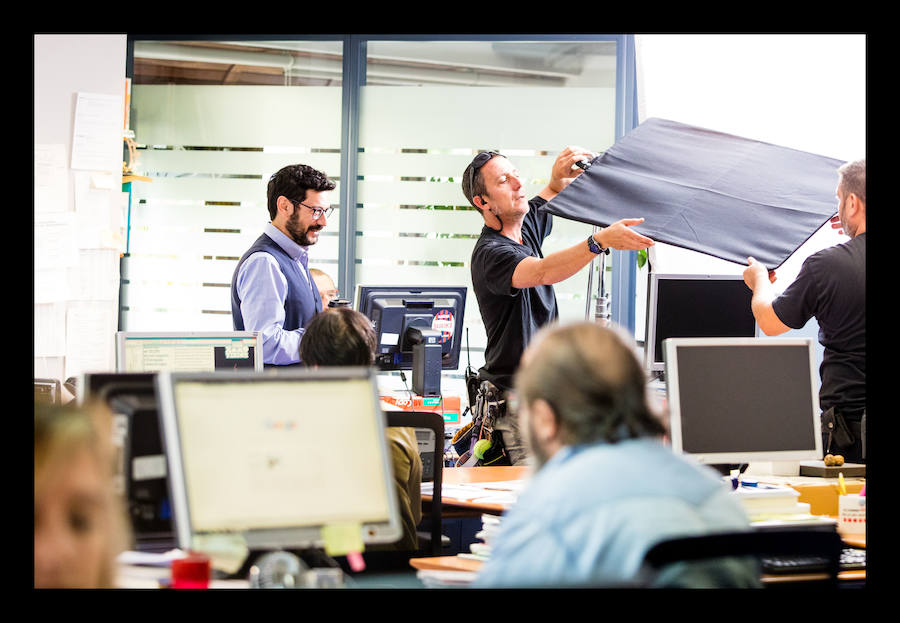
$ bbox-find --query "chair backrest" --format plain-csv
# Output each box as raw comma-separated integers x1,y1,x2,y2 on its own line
385,411,444,556
641,528,844,588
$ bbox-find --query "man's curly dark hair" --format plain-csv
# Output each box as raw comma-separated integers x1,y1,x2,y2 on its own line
267,164,336,220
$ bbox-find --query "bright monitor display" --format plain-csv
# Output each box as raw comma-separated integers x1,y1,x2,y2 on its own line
664,337,822,465
156,367,401,551
116,331,262,372
645,274,757,373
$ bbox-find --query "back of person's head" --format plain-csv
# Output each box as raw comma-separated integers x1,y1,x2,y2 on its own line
838,159,866,206
266,163,336,220
515,322,666,446
34,401,130,588
300,307,377,367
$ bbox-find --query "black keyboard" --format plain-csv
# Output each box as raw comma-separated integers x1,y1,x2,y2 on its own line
760,547,865,574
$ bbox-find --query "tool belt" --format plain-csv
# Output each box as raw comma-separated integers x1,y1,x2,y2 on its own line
451,380,511,467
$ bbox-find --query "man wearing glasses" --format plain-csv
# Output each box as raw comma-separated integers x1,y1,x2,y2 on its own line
462,147,654,464
231,164,336,366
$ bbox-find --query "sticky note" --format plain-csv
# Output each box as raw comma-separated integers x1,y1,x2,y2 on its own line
191,534,249,575
321,523,364,557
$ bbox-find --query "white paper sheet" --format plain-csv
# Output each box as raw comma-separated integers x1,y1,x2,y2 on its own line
71,92,123,173
34,143,69,214
64,301,116,377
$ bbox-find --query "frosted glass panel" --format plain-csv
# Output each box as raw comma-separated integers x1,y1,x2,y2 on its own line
126,83,342,331
358,67,617,376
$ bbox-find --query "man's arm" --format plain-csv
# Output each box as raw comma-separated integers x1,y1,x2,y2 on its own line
742,256,791,336
511,218,654,289
235,253,303,364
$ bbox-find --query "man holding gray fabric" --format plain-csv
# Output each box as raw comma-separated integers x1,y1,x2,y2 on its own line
743,159,866,463
461,148,654,464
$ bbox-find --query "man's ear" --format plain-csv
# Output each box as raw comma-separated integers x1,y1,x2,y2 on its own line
530,398,559,445
472,194,487,212
274,195,293,220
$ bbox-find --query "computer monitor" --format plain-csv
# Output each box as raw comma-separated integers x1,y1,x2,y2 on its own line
79,372,175,551
34,378,61,404
156,367,402,552
645,273,758,374
664,337,822,468
355,285,467,396
115,331,262,373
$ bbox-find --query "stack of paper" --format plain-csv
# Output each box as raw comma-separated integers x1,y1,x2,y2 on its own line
421,480,523,508
732,485,835,527
416,570,479,588
459,514,503,563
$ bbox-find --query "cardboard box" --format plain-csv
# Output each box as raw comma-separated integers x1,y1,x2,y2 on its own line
380,394,462,425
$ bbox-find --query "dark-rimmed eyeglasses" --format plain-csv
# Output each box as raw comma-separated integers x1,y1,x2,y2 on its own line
287,198,334,220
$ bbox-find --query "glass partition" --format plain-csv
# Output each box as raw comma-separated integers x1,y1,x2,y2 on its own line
358,39,619,376
124,39,343,331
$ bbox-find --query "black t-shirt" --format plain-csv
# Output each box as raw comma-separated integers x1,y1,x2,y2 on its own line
470,197,558,391
773,233,866,415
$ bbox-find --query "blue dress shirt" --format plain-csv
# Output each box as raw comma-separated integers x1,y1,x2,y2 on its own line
474,439,759,588
233,223,320,365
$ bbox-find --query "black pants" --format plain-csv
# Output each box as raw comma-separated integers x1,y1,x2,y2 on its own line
821,409,866,465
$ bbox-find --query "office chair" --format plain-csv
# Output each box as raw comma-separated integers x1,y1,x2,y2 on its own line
640,528,844,588
385,411,446,556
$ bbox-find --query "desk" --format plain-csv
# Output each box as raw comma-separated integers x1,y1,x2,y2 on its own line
430,465,529,514
415,466,866,586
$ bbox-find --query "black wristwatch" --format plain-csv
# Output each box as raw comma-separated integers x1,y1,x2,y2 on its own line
587,234,609,255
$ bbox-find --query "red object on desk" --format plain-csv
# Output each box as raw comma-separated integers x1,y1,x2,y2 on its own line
171,552,210,589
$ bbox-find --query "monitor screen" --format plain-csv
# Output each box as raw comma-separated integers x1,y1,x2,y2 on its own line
355,285,467,372
664,337,822,465
116,331,262,372
645,274,757,372
156,367,401,551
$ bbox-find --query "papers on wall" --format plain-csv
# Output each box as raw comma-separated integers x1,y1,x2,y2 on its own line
71,92,123,173
69,249,121,301
34,213,79,270
73,171,127,252
35,143,68,214
34,303,68,357
65,301,116,378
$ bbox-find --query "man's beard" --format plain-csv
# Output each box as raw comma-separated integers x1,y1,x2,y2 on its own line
286,209,322,246
526,415,550,470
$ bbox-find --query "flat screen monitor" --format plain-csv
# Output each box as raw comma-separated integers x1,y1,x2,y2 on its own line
664,337,822,466
355,286,467,371
156,367,402,552
78,372,175,551
116,331,262,373
645,274,758,373
34,378,61,404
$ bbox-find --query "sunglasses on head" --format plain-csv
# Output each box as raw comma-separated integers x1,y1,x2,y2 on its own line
467,150,503,198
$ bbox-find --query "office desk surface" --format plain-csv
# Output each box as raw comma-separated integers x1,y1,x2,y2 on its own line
417,466,866,585
425,466,530,514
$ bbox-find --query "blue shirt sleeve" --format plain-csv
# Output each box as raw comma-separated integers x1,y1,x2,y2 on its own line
235,252,303,365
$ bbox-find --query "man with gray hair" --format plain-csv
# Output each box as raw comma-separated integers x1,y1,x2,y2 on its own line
743,159,866,463
474,322,758,588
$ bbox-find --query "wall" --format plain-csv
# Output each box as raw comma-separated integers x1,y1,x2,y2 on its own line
34,34,128,388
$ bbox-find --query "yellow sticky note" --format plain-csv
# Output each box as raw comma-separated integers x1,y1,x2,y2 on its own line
321,523,364,556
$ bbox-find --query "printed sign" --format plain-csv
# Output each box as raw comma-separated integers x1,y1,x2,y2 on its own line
432,309,454,343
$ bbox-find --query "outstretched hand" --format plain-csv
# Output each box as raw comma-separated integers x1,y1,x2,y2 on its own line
598,218,654,250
